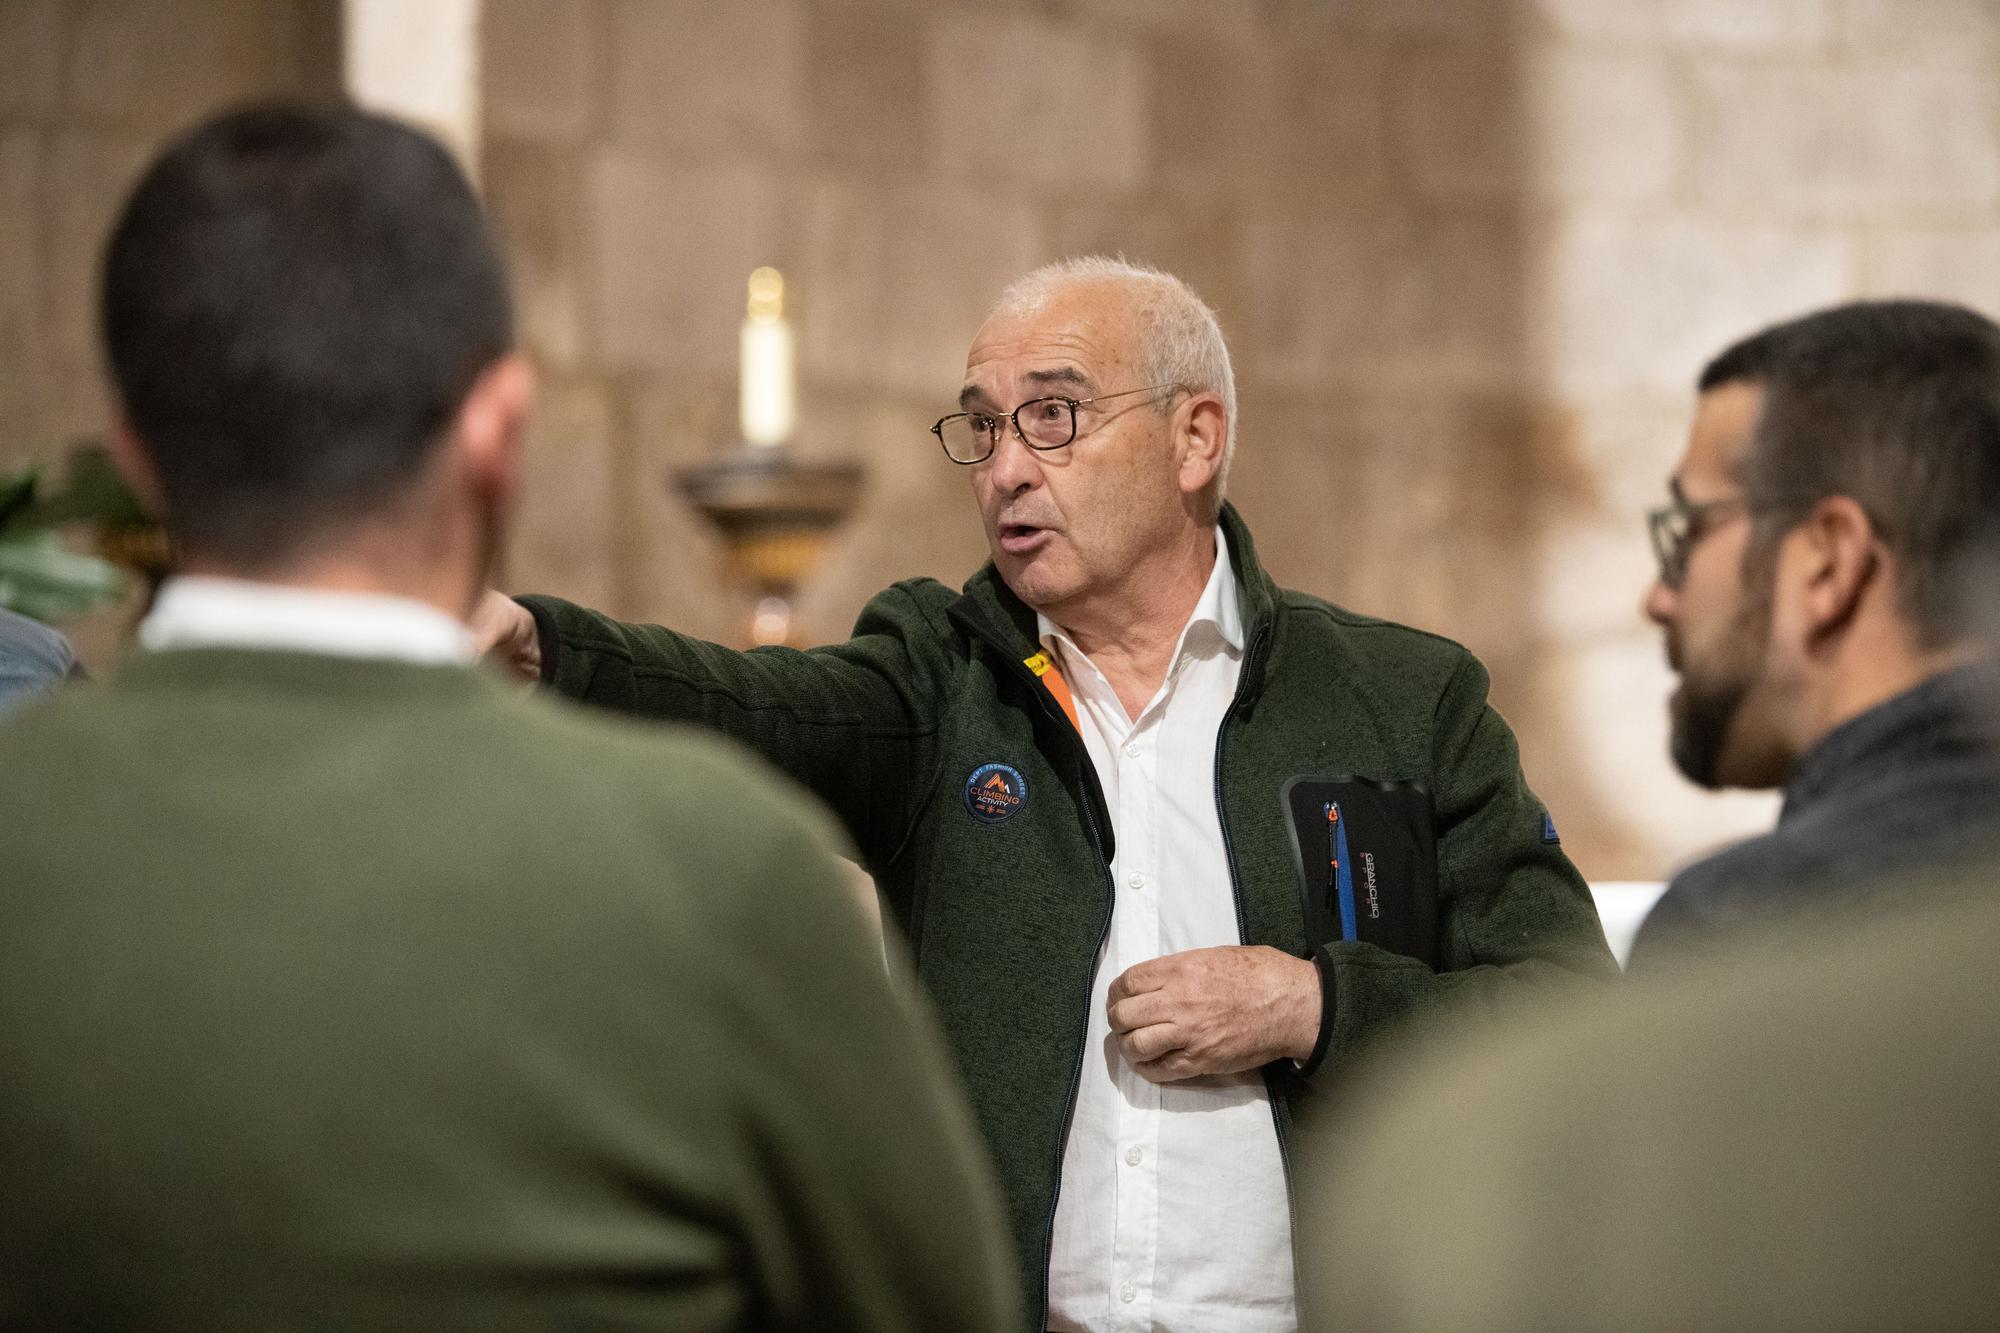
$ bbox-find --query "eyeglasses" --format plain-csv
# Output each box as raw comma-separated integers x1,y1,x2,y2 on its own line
1645,495,1753,589
930,383,1181,465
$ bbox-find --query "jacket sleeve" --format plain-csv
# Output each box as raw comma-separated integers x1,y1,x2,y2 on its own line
518,588,946,871
704,805,1026,1333
1299,651,1618,1086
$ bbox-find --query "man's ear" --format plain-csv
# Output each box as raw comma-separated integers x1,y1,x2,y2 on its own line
452,353,535,504
106,418,165,516
1796,494,1881,639
1176,393,1228,498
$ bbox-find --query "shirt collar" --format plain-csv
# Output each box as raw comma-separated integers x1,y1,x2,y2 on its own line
138,576,475,666
1036,525,1244,659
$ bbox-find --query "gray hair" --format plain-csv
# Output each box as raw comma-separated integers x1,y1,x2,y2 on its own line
990,256,1238,495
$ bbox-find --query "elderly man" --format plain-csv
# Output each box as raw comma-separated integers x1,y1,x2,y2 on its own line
479,257,1614,1330
1629,300,2000,968
1310,306,2000,1324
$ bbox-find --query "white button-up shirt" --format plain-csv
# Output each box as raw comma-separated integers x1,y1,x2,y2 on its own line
1042,533,1296,1333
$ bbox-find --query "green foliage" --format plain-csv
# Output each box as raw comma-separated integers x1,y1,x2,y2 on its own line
0,529,128,623
0,447,149,624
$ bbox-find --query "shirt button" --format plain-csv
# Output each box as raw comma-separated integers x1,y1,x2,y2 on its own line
1123,740,1141,758
1121,1282,1137,1304
1125,1145,1143,1166
1127,871,1146,890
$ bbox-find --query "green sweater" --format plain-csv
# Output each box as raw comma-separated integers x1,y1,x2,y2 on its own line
0,648,1019,1332
522,504,1618,1323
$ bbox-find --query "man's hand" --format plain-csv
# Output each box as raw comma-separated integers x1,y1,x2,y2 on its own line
1107,945,1322,1083
470,589,542,683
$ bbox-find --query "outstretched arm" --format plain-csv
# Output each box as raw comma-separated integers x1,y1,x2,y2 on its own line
474,586,951,872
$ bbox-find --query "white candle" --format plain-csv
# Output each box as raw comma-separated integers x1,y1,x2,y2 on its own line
740,267,795,448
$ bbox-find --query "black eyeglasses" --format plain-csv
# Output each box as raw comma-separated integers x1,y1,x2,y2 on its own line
1645,495,1753,589
930,383,1181,465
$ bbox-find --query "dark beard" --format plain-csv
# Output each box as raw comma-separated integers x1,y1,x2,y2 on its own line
1668,581,1774,789
1669,664,1755,788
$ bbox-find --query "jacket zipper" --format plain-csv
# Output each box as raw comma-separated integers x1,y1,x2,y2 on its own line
992,645,1117,1332
1212,625,1309,1322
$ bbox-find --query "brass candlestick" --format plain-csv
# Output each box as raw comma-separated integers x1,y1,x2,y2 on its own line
674,269,863,646
675,446,863,646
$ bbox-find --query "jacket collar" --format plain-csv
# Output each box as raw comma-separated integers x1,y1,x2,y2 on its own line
947,501,1278,672
1780,663,2000,822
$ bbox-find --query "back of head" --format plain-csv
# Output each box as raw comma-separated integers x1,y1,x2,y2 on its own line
100,102,512,567
993,256,1239,494
1700,299,2000,650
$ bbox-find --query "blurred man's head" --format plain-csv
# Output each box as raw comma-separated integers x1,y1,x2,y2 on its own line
100,103,528,611
1644,300,2000,788
944,258,1233,630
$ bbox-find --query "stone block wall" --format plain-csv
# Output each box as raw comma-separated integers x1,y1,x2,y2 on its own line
479,0,1550,754
0,0,331,461
5,0,2000,881
483,0,2000,881
1516,0,2000,876
0,0,333,662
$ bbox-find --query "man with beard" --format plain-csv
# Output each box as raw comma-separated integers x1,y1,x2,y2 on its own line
1627,299,2000,970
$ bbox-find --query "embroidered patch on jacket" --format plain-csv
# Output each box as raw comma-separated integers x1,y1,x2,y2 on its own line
1541,812,1561,845
964,762,1029,823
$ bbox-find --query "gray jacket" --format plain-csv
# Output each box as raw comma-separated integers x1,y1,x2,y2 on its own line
1630,665,2000,969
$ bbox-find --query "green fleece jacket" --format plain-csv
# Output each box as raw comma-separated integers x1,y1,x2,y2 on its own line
0,648,1019,1332
521,504,1617,1324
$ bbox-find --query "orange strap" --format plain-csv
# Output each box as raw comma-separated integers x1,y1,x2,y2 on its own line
1023,651,1082,733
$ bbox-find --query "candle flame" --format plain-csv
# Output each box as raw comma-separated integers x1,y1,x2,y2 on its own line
747,267,785,321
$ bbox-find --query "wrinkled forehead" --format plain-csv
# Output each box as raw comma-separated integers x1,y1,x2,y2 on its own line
961,282,1143,404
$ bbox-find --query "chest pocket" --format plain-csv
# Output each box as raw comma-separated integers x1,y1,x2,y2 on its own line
1280,774,1440,967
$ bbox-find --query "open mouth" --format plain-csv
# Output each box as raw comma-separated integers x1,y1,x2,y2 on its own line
997,523,1052,555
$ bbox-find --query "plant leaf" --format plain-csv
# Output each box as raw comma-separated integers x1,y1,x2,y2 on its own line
0,532,128,622
0,467,41,533
34,446,153,527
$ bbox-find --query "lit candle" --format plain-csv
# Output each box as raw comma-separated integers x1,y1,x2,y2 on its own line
740,267,795,448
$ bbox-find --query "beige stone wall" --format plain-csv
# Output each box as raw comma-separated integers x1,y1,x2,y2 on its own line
480,0,1555,808
5,1,1999,881
484,0,1648,873
427,0,2000,879
0,0,333,661
1,0,334,458
1515,0,2000,877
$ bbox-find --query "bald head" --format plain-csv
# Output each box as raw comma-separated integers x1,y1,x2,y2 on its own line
988,258,1237,498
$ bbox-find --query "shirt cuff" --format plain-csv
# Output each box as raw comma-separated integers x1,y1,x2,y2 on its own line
518,595,562,686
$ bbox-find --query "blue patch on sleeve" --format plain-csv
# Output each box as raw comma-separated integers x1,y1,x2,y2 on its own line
1541,812,1560,845
965,762,1029,823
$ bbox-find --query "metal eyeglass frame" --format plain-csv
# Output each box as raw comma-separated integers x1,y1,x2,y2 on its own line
1645,494,1754,588
930,382,1182,465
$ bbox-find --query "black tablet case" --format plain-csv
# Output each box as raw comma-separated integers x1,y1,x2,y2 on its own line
1280,775,1440,968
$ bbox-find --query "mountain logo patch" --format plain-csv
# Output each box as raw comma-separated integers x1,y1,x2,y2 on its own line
965,762,1028,823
